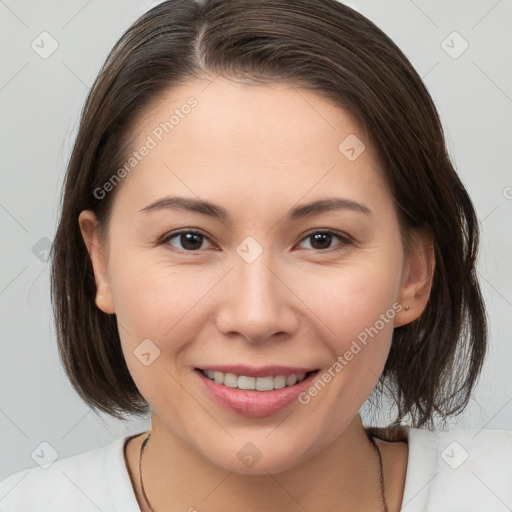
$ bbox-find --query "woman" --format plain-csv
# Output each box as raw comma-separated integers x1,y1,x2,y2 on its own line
1,1,510,511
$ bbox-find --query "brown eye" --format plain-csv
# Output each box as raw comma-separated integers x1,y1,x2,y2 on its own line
298,230,351,251
162,231,213,251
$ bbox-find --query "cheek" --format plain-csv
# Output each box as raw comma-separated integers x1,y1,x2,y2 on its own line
294,269,400,423
107,257,207,411
304,259,402,343
295,256,403,411
107,254,233,399
109,252,212,336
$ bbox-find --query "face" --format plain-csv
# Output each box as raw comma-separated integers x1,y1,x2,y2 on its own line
80,77,431,474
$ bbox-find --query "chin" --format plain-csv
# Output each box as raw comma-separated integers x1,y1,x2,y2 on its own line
205,439,315,476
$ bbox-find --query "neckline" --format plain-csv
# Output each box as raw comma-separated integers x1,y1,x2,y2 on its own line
121,427,413,511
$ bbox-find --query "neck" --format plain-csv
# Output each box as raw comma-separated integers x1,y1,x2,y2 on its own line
134,413,388,512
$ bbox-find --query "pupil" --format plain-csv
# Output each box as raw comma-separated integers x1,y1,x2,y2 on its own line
179,233,332,251
311,233,331,250
181,233,202,250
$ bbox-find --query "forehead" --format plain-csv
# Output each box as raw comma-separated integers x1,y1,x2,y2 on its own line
113,77,389,213
134,77,371,159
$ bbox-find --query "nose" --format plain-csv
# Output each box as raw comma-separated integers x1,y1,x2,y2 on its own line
215,253,299,344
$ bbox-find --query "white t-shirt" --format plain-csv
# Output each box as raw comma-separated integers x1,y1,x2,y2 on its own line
1,428,511,511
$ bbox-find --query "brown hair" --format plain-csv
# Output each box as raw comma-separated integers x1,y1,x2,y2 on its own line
50,0,487,428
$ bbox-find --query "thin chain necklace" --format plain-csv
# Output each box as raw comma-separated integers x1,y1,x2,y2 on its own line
367,430,389,512
138,430,388,512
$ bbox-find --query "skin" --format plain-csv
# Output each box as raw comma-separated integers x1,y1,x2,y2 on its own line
79,76,434,511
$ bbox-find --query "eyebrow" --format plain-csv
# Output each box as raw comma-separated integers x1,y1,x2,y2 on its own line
138,196,372,220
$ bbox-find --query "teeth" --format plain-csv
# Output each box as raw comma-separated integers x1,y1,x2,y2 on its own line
286,374,297,386
238,376,256,390
273,375,286,389
202,370,310,390
256,376,274,391
224,373,238,388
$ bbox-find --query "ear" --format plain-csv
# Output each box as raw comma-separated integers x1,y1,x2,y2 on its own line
78,210,115,314
394,229,435,327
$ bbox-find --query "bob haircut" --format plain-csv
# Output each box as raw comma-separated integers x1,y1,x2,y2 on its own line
51,0,487,429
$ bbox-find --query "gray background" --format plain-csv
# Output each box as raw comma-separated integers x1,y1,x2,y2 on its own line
1,0,511,480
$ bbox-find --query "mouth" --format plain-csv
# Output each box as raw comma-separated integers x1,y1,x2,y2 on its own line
197,368,319,391
194,366,321,417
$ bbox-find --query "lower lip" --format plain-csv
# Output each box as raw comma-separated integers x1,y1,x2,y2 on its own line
195,369,319,418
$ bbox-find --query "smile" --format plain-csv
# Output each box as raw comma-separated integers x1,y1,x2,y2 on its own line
199,369,314,391
195,365,321,417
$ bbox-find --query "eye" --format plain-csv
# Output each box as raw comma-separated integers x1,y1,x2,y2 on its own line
160,229,352,253
298,230,352,251
161,230,214,252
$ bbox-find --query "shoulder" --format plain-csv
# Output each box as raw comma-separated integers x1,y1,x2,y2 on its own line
402,427,512,512
0,435,142,512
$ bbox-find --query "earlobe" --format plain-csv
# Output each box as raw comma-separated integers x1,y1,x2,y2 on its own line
394,232,435,327
95,283,115,314
78,210,116,314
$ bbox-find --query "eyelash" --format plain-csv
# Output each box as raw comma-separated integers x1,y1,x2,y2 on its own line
159,229,353,253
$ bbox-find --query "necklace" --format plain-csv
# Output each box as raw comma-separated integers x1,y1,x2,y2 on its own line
139,430,387,512
367,429,389,512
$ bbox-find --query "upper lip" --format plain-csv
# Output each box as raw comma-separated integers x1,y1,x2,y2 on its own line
196,365,319,378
